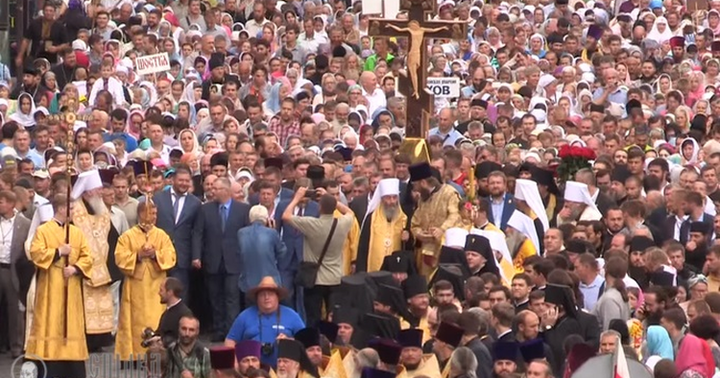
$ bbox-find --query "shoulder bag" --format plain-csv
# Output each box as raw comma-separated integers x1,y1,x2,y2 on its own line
295,218,338,289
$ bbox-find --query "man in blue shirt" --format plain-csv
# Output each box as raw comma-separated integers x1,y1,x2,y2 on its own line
428,108,463,147
225,277,305,367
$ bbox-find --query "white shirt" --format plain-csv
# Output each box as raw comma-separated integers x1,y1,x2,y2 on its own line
88,76,126,107
362,87,387,118
0,214,15,264
171,188,187,224
673,215,687,241
245,19,270,38
34,193,49,207
149,144,172,165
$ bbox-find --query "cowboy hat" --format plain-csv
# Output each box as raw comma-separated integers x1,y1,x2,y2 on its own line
247,276,288,300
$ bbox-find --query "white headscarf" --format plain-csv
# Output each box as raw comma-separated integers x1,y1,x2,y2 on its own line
647,17,673,43
10,93,37,128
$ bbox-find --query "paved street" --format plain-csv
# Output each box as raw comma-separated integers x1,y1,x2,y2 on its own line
0,348,146,378
0,336,219,378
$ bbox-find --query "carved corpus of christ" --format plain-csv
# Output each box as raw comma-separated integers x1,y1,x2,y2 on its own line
386,21,449,98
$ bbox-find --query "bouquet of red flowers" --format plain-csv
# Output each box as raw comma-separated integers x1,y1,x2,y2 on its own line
556,144,596,183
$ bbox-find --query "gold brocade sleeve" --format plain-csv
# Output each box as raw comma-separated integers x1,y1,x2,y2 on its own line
512,239,537,274
438,189,461,233
72,227,94,278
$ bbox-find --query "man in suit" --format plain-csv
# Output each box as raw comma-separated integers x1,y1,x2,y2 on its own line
193,177,250,342
349,173,382,225
0,191,31,358
274,178,319,316
154,165,202,299
248,166,294,211
483,171,515,230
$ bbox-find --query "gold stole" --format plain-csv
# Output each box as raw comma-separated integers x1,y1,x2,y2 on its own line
334,209,360,276
322,349,349,378
404,354,442,378
440,358,451,378
336,346,357,378
399,315,431,345
545,194,557,224
367,206,407,272
72,200,114,334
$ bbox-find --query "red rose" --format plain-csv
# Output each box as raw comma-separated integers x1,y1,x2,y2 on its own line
570,146,583,157
586,148,597,160
558,145,570,158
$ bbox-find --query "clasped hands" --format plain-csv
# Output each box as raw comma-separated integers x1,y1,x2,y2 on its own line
139,244,156,259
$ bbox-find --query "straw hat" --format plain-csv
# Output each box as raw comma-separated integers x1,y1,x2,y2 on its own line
247,276,288,300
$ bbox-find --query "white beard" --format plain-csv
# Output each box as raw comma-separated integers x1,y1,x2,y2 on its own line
382,204,399,221
276,369,298,378
85,195,108,215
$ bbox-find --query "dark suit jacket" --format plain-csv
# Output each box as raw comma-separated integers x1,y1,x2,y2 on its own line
349,194,369,225
157,300,193,347
154,190,202,269
193,200,250,275
10,214,31,293
248,187,294,206
483,193,515,230
465,337,493,378
274,200,319,272
595,191,615,215
678,212,714,245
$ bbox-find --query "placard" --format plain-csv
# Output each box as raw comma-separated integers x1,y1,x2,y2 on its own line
426,77,460,98
135,53,171,76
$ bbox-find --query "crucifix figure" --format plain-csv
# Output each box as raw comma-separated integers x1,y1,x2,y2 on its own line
369,0,468,138
386,21,449,99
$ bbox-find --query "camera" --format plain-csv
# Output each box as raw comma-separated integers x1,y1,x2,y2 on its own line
140,327,157,348
304,189,317,199
261,342,274,356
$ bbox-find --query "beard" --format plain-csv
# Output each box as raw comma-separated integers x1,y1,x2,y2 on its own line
85,195,108,215
403,362,421,371
277,367,298,378
382,204,399,220
419,187,432,201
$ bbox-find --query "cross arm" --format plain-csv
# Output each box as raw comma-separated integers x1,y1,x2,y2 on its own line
368,18,469,41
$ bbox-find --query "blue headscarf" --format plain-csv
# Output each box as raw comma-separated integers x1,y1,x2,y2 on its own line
646,325,674,361
263,82,284,115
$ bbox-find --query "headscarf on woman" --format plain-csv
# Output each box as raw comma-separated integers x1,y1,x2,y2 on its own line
676,334,715,378
647,17,674,43
126,110,144,139
9,93,37,128
264,77,291,116
645,325,674,361
178,128,201,155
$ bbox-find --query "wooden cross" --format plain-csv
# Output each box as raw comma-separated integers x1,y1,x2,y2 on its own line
369,0,468,138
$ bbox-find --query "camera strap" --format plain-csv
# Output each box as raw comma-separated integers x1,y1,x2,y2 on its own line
258,310,282,343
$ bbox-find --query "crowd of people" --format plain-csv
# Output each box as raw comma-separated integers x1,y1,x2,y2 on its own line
4,0,720,378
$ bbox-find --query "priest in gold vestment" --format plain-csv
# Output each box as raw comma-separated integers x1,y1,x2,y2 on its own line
115,200,177,362
326,183,360,275
397,329,441,378
70,169,117,350
408,163,461,276
295,327,348,378
28,195,93,377
357,178,407,273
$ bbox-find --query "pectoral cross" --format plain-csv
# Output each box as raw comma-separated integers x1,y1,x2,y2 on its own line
369,0,468,138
